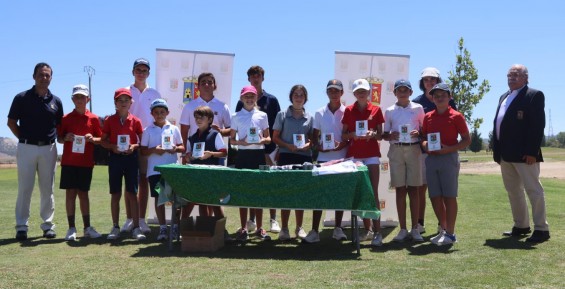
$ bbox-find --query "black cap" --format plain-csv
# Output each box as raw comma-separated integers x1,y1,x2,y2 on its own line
133,58,150,70
326,79,343,90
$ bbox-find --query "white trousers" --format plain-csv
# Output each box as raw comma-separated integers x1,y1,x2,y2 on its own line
15,143,57,232
500,160,549,231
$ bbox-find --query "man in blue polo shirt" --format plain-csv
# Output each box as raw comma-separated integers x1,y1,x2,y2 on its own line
7,62,64,241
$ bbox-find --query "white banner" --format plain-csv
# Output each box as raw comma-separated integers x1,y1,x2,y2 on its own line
148,48,235,224
154,48,235,127
324,51,410,227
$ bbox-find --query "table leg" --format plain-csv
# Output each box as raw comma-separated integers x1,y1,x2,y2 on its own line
352,214,360,255
168,192,176,252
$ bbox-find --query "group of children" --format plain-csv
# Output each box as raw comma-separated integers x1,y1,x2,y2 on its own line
57,67,469,247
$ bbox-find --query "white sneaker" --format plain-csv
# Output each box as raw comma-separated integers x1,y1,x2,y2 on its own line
139,219,151,234
107,227,120,240
430,230,445,245
84,227,102,239
303,230,320,243
270,219,281,233
246,220,257,232
332,227,347,241
393,229,410,242
371,232,383,247
278,228,291,241
437,233,457,246
65,227,77,241
295,227,307,239
417,224,425,234
358,229,374,242
410,228,424,242
132,227,146,241
120,219,133,233
157,226,168,241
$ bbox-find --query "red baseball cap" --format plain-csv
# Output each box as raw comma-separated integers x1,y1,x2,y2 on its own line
114,87,132,99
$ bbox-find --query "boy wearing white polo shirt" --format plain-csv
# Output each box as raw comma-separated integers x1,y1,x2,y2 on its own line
382,79,425,243
123,58,162,235
140,99,184,241
303,79,349,244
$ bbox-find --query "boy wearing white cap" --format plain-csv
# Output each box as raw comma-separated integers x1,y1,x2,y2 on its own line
341,78,385,247
57,84,103,241
140,99,184,241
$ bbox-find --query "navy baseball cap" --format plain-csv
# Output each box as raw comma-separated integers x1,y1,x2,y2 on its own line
394,79,412,90
133,58,150,70
326,79,343,90
429,83,451,96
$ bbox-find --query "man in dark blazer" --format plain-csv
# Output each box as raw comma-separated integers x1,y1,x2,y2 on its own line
493,64,549,243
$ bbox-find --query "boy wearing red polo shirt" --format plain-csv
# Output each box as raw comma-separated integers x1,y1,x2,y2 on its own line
102,88,146,241
58,84,103,241
421,83,470,246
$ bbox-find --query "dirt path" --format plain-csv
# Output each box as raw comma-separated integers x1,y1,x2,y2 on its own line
460,161,565,179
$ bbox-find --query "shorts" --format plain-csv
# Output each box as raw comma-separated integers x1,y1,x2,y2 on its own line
278,152,312,166
426,152,460,198
59,165,94,191
138,153,148,175
420,153,428,185
388,144,422,187
236,149,266,169
108,152,139,195
353,156,380,166
148,174,164,198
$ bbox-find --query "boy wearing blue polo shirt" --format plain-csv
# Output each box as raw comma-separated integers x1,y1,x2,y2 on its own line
140,99,184,241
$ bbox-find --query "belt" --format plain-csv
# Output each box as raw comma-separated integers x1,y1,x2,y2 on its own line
394,142,420,146
19,139,55,146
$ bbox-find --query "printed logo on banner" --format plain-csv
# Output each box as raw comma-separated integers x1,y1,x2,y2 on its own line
367,77,384,105
182,76,200,104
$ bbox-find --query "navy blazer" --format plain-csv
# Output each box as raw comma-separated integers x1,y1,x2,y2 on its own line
492,85,545,163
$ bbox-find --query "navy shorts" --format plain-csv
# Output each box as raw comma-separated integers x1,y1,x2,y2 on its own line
277,152,312,166
148,174,164,198
59,165,94,192
235,149,266,169
108,152,139,195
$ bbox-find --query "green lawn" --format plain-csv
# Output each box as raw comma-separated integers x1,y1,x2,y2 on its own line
0,166,563,288
460,147,565,163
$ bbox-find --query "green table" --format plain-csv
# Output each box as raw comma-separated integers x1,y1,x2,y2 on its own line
155,164,380,253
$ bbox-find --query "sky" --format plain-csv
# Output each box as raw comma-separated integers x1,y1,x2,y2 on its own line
2,0,564,141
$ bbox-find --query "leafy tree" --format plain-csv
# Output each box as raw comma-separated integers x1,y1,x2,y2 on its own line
447,37,491,129
555,132,565,148
469,127,483,153
488,130,494,152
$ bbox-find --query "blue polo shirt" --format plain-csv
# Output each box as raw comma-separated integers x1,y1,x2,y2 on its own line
8,86,64,142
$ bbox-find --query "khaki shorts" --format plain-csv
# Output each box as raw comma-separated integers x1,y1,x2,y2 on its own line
138,153,148,175
387,144,422,187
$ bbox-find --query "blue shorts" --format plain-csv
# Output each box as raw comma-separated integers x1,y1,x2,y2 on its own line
108,152,139,195
425,152,460,198
148,174,164,198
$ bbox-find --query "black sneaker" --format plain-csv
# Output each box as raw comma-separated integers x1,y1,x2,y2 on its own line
236,229,248,242
16,231,28,241
43,229,56,239
255,228,271,241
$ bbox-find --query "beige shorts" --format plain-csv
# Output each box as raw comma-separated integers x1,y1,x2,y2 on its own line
138,153,148,175
387,144,422,187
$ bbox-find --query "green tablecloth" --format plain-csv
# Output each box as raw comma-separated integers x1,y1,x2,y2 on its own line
155,164,380,219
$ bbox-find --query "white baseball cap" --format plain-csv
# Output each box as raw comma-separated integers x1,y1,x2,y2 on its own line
72,84,89,97
421,67,440,78
352,79,370,92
